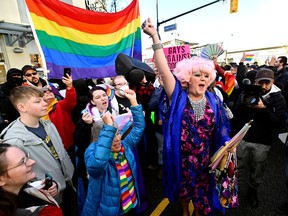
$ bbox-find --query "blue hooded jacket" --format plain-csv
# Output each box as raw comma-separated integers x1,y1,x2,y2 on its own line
82,105,145,216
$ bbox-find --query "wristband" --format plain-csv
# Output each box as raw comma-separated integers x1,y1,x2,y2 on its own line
152,43,163,51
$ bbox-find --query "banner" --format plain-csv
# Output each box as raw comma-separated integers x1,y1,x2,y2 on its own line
25,0,141,79
163,45,190,70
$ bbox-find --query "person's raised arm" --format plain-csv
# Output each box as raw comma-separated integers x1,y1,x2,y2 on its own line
142,18,175,101
60,74,76,110
62,74,73,90
123,89,138,106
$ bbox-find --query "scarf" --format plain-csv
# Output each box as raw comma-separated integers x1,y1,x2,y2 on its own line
111,147,137,214
42,98,58,120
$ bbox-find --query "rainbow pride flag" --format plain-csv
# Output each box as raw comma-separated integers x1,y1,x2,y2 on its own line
245,54,254,61
25,0,141,79
223,72,235,96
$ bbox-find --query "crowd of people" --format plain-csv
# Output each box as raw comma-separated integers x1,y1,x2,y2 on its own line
0,17,288,216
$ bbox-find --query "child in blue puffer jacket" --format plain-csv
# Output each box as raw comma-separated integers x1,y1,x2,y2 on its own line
82,89,145,216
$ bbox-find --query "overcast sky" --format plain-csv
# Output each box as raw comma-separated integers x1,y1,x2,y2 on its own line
139,0,288,53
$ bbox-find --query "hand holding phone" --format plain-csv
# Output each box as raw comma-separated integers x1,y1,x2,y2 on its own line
44,173,53,190
64,68,71,78
81,108,89,115
141,20,147,29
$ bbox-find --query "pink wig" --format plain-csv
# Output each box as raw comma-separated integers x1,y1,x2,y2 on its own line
173,56,216,86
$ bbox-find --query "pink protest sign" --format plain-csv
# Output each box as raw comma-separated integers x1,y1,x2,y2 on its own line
163,45,191,70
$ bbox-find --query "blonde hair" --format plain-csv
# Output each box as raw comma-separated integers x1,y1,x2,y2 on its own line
10,86,43,110
111,75,126,86
173,56,216,86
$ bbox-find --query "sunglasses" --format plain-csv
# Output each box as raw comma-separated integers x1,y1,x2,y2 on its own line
24,72,37,77
41,87,52,93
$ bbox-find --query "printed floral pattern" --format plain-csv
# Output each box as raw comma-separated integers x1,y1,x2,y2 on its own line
179,99,215,215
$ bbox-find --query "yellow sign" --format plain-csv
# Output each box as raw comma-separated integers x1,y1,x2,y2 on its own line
230,0,238,14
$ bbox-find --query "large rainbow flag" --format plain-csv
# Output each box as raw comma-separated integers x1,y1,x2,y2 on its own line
25,0,141,79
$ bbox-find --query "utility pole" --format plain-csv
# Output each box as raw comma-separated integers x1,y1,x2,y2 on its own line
156,0,159,33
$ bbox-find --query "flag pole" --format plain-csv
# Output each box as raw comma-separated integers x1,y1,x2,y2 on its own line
25,1,49,82
131,0,138,58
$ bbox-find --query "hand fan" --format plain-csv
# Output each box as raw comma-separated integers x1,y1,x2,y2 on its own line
200,44,224,60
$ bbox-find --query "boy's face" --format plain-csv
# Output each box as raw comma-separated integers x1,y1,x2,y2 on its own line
20,96,48,118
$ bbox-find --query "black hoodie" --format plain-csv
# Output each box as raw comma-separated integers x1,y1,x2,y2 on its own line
0,68,23,132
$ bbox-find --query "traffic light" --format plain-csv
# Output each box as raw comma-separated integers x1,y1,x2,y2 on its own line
230,0,238,14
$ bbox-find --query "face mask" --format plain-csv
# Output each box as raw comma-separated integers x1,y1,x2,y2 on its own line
118,85,129,96
8,77,23,86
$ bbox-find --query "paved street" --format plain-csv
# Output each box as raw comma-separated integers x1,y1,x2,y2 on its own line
140,139,287,216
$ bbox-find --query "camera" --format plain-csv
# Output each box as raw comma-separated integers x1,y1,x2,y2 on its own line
240,81,262,105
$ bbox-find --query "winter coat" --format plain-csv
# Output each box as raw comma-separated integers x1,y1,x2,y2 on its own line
0,118,74,203
48,87,76,150
82,105,145,216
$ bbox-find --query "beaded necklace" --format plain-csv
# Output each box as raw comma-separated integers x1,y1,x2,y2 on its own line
188,94,206,121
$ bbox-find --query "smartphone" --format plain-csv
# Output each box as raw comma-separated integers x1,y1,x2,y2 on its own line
141,20,147,29
81,108,89,115
44,173,53,190
64,68,71,78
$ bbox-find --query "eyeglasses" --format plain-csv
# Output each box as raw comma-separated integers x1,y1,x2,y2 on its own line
0,152,30,175
24,72,37,77
114,82,128,87
41,87,52,93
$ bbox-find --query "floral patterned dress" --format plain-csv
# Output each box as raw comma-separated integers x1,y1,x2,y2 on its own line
179,98,215,215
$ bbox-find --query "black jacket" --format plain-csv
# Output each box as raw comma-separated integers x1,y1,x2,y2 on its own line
0,83,20,132
231,88,287,145
274,67,288,103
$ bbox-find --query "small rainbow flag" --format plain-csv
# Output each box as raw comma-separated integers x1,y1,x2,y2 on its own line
245,54,254,61
25,0,141,79
223,73,235,96
95,83,115,100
